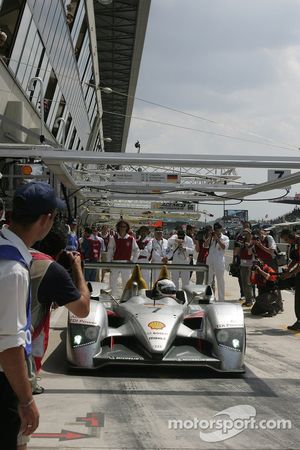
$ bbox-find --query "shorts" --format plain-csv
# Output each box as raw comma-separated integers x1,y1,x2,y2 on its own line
0,371,21,449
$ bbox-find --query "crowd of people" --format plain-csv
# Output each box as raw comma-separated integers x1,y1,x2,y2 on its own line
66,217,300,324
232,221,300,331
64,219,230,302
1,181,300,449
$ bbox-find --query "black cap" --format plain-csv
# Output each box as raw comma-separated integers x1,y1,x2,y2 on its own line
213,222,223,230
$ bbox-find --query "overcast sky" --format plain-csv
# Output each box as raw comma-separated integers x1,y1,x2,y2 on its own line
126,0,300,221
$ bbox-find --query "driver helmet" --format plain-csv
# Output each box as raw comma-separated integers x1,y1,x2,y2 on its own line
155,279,176,298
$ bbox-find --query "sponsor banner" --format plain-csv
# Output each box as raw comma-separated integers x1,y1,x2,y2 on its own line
224,209,248,222
151,201,196,212
109,172,180,184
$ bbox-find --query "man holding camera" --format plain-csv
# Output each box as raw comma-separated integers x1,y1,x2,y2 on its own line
251,227,283,310
233,221,253,302
250,259,281,316
252,227,277,268
147,227,169,285
205,222,229,301
166,228,195,289
236,223,255,307
136,226,152,287
195,225,212,284
280,229,300,331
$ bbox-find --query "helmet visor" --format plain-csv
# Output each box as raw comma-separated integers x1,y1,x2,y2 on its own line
160,286,176,295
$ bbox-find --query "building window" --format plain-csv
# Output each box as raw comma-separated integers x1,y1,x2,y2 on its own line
74,13,87,60
43,69,58,121
0,0,26,64
66,0,78,29
64,112,73,142
52,95,66,138
69,127,77,149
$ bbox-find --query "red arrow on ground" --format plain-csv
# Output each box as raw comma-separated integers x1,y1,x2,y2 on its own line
32,429,90,441
79,417,99,427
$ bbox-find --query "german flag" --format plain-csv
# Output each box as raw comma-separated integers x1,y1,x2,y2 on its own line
167,174,178,183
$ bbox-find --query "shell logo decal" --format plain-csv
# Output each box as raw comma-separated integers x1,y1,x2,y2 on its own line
148,321,166,330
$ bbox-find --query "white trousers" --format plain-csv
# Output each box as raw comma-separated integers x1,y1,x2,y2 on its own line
207,258,225,301
172,268,190,290
140,269,151,288
151,268,162,287
110,268,131,297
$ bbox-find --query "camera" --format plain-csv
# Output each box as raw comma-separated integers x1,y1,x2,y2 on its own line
276,275,296,290
196,228,205,241
177,231,185,240
236,235,246,246
57,250,73,272
252,260,262,271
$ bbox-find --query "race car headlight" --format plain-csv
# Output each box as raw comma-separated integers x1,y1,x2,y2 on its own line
85,326,99,340
232,338,240,349
215,328,244,351
70,324,100,347
74,335,82,345
216,329,229,343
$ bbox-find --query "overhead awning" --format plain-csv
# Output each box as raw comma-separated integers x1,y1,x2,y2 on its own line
94,0,151,152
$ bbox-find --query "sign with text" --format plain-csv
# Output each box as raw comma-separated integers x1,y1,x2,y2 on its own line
151,201,196,212
224,209,248,222
109,172,180,184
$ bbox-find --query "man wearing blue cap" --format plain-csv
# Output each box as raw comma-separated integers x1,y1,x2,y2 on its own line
0,182,65,449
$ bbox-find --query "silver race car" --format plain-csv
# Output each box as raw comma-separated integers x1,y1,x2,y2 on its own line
66,267,246,373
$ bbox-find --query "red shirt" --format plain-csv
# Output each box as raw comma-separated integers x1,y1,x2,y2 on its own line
251,264,277,287
113,235,133,261
197,243,209,263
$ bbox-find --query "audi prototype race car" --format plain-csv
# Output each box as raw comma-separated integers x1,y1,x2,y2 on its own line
67,266,246,373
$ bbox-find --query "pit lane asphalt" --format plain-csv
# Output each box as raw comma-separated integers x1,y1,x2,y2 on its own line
28,259,300,450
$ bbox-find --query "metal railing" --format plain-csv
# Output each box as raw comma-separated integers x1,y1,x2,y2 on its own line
83,261,209,284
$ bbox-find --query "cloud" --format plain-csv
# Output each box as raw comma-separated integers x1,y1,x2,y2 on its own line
126,0,300,219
